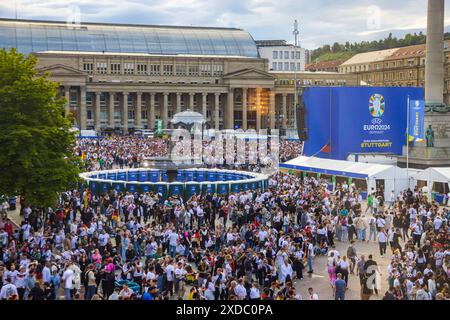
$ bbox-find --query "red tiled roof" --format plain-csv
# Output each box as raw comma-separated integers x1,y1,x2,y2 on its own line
306,59,345,71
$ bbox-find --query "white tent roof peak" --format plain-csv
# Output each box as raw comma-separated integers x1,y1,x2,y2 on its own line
281,156,396,178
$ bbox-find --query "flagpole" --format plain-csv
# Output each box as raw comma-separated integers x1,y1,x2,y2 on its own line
406,95,410,188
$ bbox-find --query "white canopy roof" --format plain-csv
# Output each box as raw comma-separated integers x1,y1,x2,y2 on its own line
280,156,397,179
413,167,450,184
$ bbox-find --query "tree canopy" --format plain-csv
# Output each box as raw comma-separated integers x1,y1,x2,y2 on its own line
0,48,81,207
310,32,449,63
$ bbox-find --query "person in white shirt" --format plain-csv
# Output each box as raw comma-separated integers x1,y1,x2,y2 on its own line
308,287,319,300
249,283,260,300
42,261,52,285
0,277,18,300
377,228,388,257
280,259,293,285
61,263,74,301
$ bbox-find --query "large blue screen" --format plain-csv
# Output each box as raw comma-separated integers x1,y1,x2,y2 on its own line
302,87,424,160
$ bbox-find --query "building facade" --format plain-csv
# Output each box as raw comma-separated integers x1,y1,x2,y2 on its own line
306,59,345,72
256,40,306,72
1,19,356,133
339,42,450,104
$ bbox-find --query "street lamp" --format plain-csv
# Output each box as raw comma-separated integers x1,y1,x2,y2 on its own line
293,19,300,132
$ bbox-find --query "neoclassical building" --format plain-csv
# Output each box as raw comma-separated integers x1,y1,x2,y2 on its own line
0,18,357,132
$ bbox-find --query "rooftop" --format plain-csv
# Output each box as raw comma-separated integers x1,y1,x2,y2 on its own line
0,18,259,58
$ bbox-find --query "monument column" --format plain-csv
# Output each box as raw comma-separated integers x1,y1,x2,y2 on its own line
425,0,445,104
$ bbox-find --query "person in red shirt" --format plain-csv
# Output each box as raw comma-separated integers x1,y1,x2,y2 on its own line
4,218,13,236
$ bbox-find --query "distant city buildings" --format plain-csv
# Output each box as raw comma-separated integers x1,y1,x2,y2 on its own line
339,42,450,104
256,40,306,72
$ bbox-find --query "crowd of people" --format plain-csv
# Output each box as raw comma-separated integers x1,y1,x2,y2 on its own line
0,136,448,301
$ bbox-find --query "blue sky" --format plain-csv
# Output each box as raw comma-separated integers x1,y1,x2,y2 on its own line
1,0,450,49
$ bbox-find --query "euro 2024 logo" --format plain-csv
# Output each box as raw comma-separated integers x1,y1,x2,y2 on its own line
369,94,385,126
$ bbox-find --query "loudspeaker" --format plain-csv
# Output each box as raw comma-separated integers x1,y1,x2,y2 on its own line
296,98,308,141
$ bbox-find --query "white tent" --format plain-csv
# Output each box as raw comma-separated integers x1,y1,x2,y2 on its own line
280,156,409,199
413,167,450,184
412,168,450,198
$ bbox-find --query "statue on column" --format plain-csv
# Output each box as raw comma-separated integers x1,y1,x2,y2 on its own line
426,125,435,148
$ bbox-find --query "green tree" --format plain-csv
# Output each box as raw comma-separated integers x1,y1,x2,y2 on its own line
0,48,81,208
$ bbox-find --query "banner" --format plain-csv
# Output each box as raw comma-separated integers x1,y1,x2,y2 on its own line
408,100,425,142
302,87,424,160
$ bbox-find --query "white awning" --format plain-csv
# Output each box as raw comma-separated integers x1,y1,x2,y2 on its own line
280,156,398,180
413,167,450,184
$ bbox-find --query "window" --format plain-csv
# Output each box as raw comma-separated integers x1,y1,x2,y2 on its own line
278,62,283,70
111,63,121,74
284,62,289,70
141,110,148,120
290,62,295,71
149,64,160,76
96,62,107,74
399,72,403,80
124,63,134,75
273,51,278,59
200,64,211,76
83,63,93,74
297,63,301,71
188,65,199,76
163,64,173,76
272,62,277,71
295,51,301,60
291,51,295,59
128,110,135,120
137,64,147,75
176,64,186,76
213,65,223,76
87,110,93,120
408,59,414,67
284,51,289,59
279,51,283,58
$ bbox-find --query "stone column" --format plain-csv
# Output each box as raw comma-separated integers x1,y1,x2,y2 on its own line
149,93,155,130
226,88,234,129
162,93,169,129
214,93,220,130
189,92,195,110
242,88,248,130
122,92,129,133
282,93,288,129
108,92,115,128
79,86,87,130
202,93,208,119
256,87,261,132
425,0,445,104
176,92,182,113
64,85,70,116
135,92,142,129
95,92,101,132
269,89,276,130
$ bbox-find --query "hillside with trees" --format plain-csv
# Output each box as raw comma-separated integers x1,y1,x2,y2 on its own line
310,32,450,63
